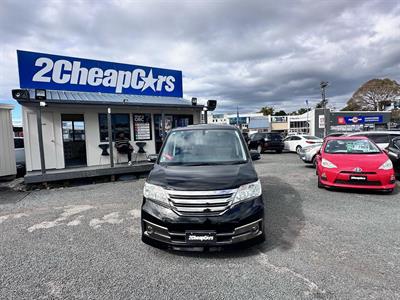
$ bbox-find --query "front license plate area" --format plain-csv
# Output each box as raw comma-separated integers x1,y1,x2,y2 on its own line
350,175,367,182
186,231,216,244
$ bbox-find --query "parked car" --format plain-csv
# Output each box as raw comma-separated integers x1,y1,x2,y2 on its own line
347,131,400,149
387,137,400,177
241,132,250,144
316,136,396,193
298,142,323,167
325,132,346,138
248,132,284,153
142,124,264,250
14,137,26,175
284,134,323,153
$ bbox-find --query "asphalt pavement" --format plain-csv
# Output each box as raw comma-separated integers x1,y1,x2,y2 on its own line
1,153,399,299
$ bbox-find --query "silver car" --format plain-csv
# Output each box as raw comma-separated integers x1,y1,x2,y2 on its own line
298,143,322,167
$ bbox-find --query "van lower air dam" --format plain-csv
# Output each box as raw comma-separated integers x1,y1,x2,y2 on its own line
17,50,183,97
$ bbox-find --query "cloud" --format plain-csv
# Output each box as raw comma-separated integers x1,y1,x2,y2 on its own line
1,0,400,116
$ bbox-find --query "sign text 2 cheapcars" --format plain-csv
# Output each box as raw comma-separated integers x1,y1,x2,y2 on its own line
17,50,183,97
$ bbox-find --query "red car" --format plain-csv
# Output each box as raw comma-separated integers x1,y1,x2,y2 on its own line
316,136,396,193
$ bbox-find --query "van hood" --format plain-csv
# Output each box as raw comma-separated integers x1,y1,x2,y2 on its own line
147,162,258,191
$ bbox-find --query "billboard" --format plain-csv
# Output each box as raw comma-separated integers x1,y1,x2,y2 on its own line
17,50,183,97
337,115,384,125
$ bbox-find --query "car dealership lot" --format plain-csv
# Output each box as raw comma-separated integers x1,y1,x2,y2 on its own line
1,154,399,299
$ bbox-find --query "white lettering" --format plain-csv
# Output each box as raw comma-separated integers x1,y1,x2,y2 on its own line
156,75,167,91
32,57,53,82
70,61,88,85
102,69,117,87
30,57,178,94
131,69,145,89
52,59,72,84
87,67,103,86
115,71,131,93
165,76,175,92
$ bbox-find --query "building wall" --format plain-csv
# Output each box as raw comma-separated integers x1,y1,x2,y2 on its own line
22,104,201,171
0,106,16,177
271,122,288,131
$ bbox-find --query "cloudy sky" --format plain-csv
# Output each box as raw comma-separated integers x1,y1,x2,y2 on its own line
1,0,400,122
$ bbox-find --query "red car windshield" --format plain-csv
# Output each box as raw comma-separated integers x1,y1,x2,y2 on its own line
324,139,381,154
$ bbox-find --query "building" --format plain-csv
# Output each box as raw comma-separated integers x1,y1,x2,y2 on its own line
285,109,392,137
0,104,17,179
328,111,392,133
208,113,227,124
12,50,205,183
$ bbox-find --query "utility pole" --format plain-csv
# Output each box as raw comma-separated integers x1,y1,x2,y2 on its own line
305,99,310,134
320,81,329,137
236,105,239,128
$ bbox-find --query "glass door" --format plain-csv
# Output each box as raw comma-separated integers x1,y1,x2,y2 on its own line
62,114,87,167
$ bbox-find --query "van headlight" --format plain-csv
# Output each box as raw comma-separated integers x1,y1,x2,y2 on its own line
233,180,262,203
143,182,169,205
378,159,393,170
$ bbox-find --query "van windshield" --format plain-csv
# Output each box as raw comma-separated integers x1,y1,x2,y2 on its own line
159,129,247,165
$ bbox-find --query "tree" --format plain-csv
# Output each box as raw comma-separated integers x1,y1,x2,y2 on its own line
315,100,324,109
296,108,310,115
273,110,287,116
344,78,400,111
259,106,274,116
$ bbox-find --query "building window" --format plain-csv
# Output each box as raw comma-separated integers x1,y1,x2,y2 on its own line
98,113,131,142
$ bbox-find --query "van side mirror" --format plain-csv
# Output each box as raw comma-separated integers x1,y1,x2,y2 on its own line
147,154,158,163
383,148,389,155
249,150,261,161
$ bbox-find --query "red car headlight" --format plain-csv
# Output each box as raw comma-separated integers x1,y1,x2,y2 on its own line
378,159,393,170
321,158,337,169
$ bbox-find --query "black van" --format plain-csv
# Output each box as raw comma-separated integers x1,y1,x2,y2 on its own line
141,124,264,250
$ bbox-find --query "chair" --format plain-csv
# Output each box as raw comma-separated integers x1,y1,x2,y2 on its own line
98,144,109,156
135,142,147,162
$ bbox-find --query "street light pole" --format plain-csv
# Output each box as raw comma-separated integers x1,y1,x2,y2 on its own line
320,81,329,137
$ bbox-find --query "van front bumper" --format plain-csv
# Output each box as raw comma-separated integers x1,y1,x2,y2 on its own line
141,196,264,249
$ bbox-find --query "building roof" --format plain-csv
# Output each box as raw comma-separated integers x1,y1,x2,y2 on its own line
14,89,202,109
0,104,14,110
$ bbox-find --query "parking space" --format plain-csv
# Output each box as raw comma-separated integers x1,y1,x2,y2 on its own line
0,153,399,299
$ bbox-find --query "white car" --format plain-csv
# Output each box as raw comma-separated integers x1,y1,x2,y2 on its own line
283,135,323,153
347,131,400,149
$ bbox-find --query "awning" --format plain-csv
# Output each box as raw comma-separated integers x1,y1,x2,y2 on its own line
13,89,203,109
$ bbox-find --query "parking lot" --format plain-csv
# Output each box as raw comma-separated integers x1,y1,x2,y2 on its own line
1,153,399,299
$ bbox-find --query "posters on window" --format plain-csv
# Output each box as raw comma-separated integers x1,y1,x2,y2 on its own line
133,113,152,141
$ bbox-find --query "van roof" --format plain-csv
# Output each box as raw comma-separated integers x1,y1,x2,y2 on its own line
173,124,238,131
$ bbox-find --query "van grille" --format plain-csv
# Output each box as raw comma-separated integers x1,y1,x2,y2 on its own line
167,189,237,216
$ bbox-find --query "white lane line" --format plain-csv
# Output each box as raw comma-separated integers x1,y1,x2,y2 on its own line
0,213,29,224
89,212,124,229
257,250,326,296
27,205,93,232
128,209,141,219
67,215,84,226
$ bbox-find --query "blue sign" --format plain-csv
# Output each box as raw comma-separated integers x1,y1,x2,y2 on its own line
17,50,183,97
344,115,383,124
229,117,247,125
